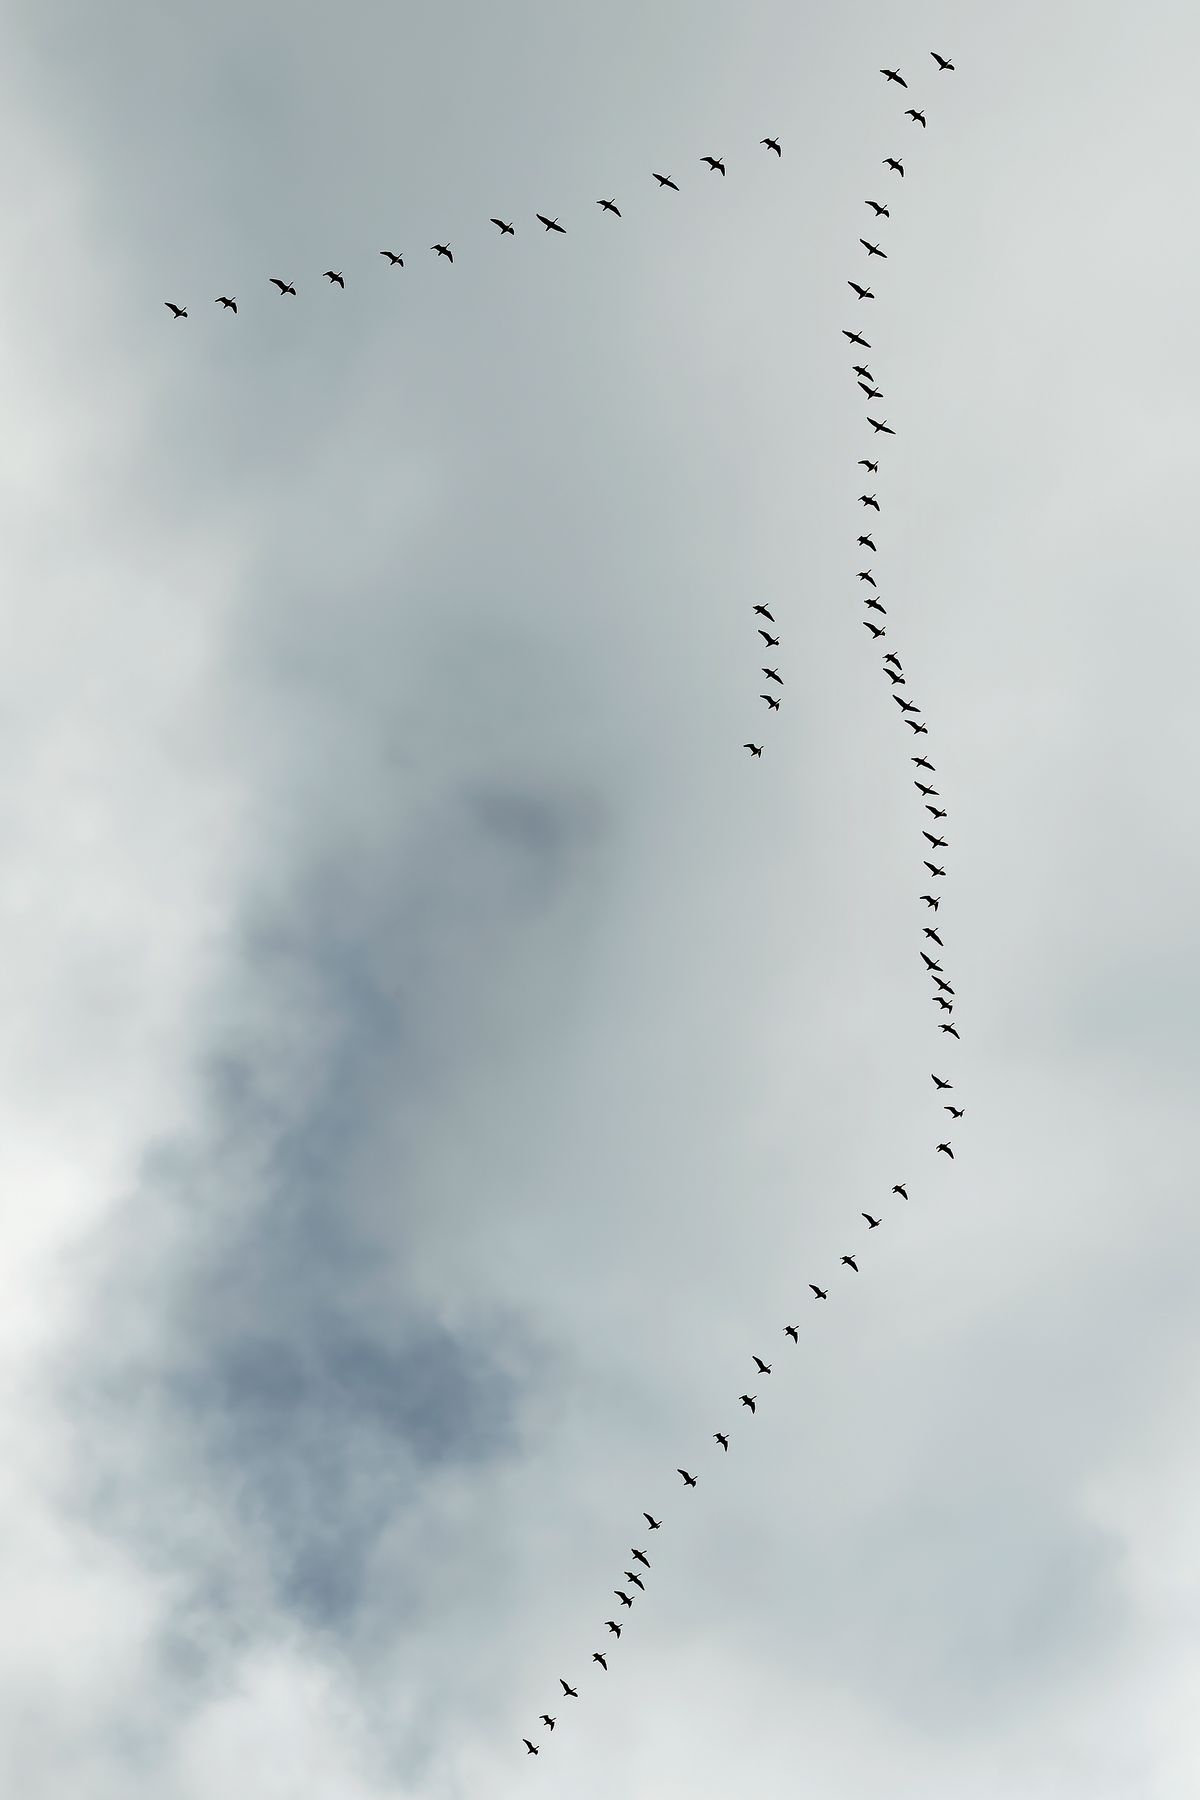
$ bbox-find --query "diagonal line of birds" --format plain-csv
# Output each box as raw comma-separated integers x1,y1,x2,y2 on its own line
525,48,959,1760
162,143,788,320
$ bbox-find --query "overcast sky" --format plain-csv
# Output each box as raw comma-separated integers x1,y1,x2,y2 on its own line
2,2,1199,1796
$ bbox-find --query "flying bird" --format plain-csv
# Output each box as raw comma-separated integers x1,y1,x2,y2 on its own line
859,458,879,472
843,329,871,348
866,200,890,217
631,1548,650,1568
858,569,877,586
852,364,873,379
678,1469,697,1487
740,1394,757,1413
863,1213,881,1228
744,743,763,757
841,1254,859,1271
924,927,944,946
864,621,885,638
785,1324,799,1341
537,214,566,232
380,250,404,264
908,721,930,736
884,158,905,177
702,156,726,174
269,278,297,294
924,833,948,849
752,1356,772,1374
624,1571,645,1591
761,136,782,156
894,697,919,713
940,1022,961,1039
758,630,780,646
810,1284,828,1300
606,1620,622,1636
922,953,942,971
892,1183,908,1198
597,198,622,216
560,1679,578,1697
323,270,345,287
540,1715,556,1729
849,281,875,300
524,1740,539,1755
714,1431,729,1450
932,1074,952,1090
643,1513,662,1529
927,806,948,820
881,67,908,87
907,109,927,128
868,417,896,435
762,667,783,684
934,997,954,1014
754,604,775,620
653,172,680,190
916,782,937,796
864,596,887,614
490,218,515,235
913,755,935,771
165,302,187,317
215,296,237,312
885,653,903,668
885,668,905,685
937,1141,955,1160
858,535,876,550
921,895,941,910
760,694,780,709
431,243,453,261
860,239,887,258
932,51,956,71
860,494,880,510
859,383,884,401
945,1105,965,1119
615,1590,634,1608
591,1652,608,1670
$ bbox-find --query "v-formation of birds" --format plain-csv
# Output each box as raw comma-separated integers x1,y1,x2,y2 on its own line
162,140,791,320
522,52,958,1761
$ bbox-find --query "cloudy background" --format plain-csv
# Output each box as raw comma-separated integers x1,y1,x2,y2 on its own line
2,1,1198,1794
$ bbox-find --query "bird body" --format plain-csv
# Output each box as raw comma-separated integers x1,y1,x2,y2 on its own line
758,630,780,646
744,743,763,757
540,1715,556,1729
937,1141,955,1159
849,281,875,300
881,67,908,87
843,329,871,348
884,158,905,177
753,604,775,620
615,1590,633,1607
524,1739,539,1755
892,1183,908,1199
859,459,879,472
678,1469,697,1487
269,278,297,294
740,1394,757,1413
841,1255,859,1271
593,1652,608,1669
432,243,453,261
714,1431,729,1449
644,1513,662,1529
932,51,955,71
607,1620,622,1636
868,417,896,435
761,136,782,156
907,109,927,127
860,494,880,510
560,1680,578,1697
866,200,890,217
380,250,404,264
860,239,887,258
762,667,782,684
761,694,780,709
653,172,680,190
537,213,566,232
785,1324,799,1341
323,270,345,287
631,1548,650,1568
810,1284,828,1300
165,302,187,317
597,198,622,216
863,1212,881,1228
491,218,515,235
215,296,237,312
702,155,726,174
752,1356,772,1374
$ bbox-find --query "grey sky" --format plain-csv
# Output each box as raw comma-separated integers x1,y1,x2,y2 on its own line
2,1,1199,1795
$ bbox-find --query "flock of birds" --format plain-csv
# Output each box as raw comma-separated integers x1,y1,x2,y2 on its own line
522,49,960,1761
162,138,802,321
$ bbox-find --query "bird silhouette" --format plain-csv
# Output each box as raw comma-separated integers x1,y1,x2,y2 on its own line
431,243,453,262
916,782,937,796
907,109,927,128
924,862,945,879
895,697,919,713
932,51,955,71
934,997,954,1013
864,621,885,639
885,653,903,669
702,155,726,174
714,1431,729,1450
606,1620,622,1637
653,172,679,190
380,250,404,264
909,721,930,737
269,278,297,294
884,157,905,177
858,569,877,586
744,743,763,757
937,1142,955,1160
859,458,879,472
841,1254,859,1271
524,1739,539,1755
945,1105,965,1119
849,281,875,300
740,1394,757,1413
932,1074,952,1090
881,67,908,86
913,755,935,772
852,364,873,379
864,596,887,614
885,668,905,685
924,833,948,850
860,494,881,510
927,805,948,820
860,383,884,401
921,895,941,910
644,1513,662,1529
761,694,780,710
940,1022,961,1039
597,198,622,216
761,136,782,156
843,329,871,348
752,1356,772,1374
922,953,943,971
860,239,887,258
892,1183,908,1198
323,270,345,287
868,417,896,435
631,1548,650,1568
924,927,944,945
762,667,783,684
866,200,890,217
863,1212,882,1228
785,1324,799,1341
215,296,237,312
540,1714,556,1729
758,630,780,646
678,1469,697,1487
537,214,566,232
624,1570,645,1591
560,1679,578,1697
810,1284,828,1300
491,218,515,235
165,302,188,317
593,1652,608,1669
753,604,775,620
615,1590,634,1608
